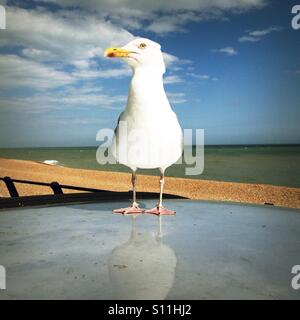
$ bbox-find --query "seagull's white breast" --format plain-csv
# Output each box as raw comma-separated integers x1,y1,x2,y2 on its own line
111,68,183,171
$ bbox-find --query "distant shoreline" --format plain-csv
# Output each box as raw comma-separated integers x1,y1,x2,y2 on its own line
1,143,300,149
1,158,300,210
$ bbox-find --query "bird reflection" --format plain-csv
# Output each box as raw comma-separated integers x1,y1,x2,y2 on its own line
108,215,176,300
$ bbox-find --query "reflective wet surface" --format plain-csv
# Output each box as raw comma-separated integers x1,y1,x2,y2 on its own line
0,199,300,299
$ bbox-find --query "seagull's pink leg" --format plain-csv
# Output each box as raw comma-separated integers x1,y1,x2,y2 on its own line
113,171,144,214
145,172,176,215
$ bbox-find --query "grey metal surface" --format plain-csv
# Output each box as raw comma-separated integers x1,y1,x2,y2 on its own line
0,199,299,300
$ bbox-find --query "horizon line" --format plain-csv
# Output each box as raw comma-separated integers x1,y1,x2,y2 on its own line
1,143,300,149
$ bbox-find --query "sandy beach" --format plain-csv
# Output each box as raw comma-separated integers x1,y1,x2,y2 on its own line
0,157,300,209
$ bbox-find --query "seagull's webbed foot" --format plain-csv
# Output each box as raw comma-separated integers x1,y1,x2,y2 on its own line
113,202,144,215
145,205,176,215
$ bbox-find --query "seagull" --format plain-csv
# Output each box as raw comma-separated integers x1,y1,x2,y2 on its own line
104,38,183,215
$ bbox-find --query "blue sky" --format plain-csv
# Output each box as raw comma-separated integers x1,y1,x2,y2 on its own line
0,0,299,147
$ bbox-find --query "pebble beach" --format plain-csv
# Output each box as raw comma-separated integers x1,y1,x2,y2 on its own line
1,158,300,209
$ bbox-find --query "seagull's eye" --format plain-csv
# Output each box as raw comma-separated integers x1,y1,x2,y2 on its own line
138,43,147,49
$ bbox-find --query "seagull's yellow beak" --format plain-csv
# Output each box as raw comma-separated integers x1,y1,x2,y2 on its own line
104,47,131,58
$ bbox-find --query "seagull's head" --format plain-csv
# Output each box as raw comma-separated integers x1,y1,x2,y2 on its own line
104,38,166,74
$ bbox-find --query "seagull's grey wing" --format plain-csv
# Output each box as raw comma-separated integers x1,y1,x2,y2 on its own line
114,111,124,135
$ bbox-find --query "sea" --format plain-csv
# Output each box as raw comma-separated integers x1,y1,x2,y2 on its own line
0,145,300,188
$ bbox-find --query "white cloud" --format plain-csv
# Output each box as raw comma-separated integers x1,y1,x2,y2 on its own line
162,52,192,80
72,67,131,79
31,0,265,33
29,0,266,35
2,6,134,65
213,46,237,56
0,54,74,89
38,0,265,12
188,73,210,80
248,26,282,37
166,92,187,104
21,48,57,61
0,85,127,114
0,6,137,93
0,6,191,93
45,116,110,126
162,52,192,85
0,54,131,91
187,73,219,81
163,52,191,67
0,7,139,90
164,75,183,84
238,36,261,42
162,52,180,66
72,60,91,70
238,26,282,42
146,11,202,34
